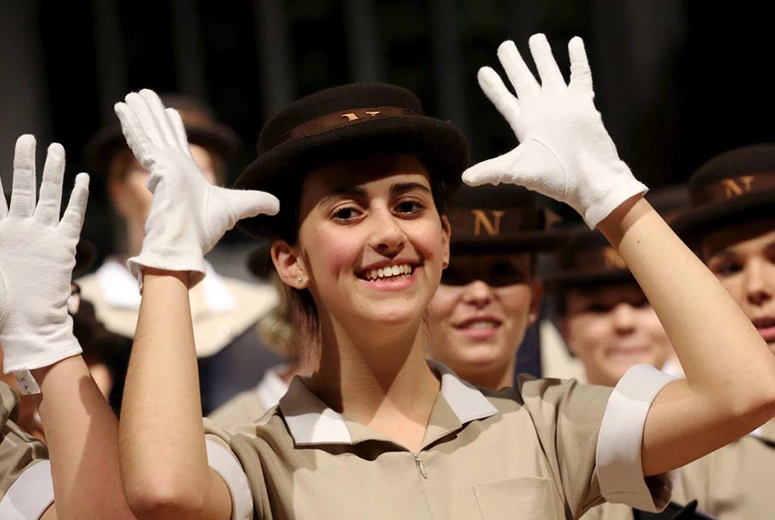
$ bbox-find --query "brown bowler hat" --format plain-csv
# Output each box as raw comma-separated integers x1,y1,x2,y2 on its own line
447,184,568,254
233,83,469,239
547,185,689,287
84,94,241,174
672,144,775,244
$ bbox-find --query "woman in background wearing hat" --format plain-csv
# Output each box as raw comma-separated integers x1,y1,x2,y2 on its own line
0,136,133,518
662,144,775,519
208,251,316,429
115,35,775,519
79,95,280,414
544,186,689,387
426,184,563,390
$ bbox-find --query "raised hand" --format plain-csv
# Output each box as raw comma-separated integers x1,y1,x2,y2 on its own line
114,89,280,287
463,34,647,227
0,136,89,379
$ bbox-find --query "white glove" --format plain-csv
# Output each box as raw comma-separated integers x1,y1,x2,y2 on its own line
462,34,647,228
114,89,280,288
0,135,89,380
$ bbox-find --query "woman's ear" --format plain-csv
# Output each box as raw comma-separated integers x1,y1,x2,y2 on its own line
271,240,309,289
440,214,451,269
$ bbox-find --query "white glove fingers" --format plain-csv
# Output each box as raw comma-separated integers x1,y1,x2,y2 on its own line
9,135,38,218
115,102,156,162
34,143,65,226
477,67,521,125
57,173,90,240
219,187,281,221
165,108,194,160
139,90,179,149
124,92,167,149
568,36,594,94
528,34,567,92
497,40,540,100
461,155,515,187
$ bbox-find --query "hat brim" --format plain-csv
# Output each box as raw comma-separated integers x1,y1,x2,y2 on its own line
450,230,570,255
84,122,240,174
545,268,635,288
671,189,775,246
234,115,468,238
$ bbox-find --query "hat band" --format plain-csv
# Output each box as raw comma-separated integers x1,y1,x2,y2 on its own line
447,207,543,241
559,245,627,272
266,106,420,151
693,172,775,206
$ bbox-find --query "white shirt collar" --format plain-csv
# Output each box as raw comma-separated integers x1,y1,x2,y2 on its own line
95,257,236,312
279,361,498,446
256,365,291,411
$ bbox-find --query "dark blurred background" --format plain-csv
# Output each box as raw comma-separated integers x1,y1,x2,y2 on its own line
1,0,774,265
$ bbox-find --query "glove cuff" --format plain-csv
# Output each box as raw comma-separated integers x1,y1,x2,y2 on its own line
128,250,207,292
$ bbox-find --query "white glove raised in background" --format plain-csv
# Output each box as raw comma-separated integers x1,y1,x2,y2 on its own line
0,135,89,379
114,89,280,288
463,34,647,228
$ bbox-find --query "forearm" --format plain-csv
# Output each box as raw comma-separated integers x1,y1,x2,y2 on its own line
599,197,775,474
119,270,229,519
32,356,134,519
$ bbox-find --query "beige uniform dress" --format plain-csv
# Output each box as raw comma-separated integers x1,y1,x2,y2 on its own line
0,383,54,519
669,419,775,519
208,365,290,430
202,362,675,520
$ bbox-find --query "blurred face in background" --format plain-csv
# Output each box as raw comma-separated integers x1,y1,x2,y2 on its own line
427,253,541,389
109,144,218,229
562,282,673,387
701,219,775,354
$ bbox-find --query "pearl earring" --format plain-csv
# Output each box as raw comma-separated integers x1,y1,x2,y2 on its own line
297,277,304,284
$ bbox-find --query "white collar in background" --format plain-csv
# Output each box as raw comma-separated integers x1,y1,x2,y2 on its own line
95,257,236,313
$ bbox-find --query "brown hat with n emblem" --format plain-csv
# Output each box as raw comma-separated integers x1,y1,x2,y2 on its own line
672,144,775,244
446,184,568,254
234,83,468,239
547,185,690,287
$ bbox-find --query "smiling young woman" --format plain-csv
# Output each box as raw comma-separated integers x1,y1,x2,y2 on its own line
116,35,775,520
665,144,775,519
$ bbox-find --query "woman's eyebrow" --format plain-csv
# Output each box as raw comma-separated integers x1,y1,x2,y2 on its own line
318,186,367,207
391,182,432,195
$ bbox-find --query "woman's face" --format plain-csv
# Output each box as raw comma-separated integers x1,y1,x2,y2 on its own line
563,282,673,386
701,219,775,354
110,144,218,226
290,153,450,330
427,254,539,383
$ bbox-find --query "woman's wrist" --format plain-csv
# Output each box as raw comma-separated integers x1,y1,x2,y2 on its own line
142,267,191,285
596,194,651,247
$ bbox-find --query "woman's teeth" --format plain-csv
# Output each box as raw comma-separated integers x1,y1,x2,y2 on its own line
365,264,413,281
467,321,497,329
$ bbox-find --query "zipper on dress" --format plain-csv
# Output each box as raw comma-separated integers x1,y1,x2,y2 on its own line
413,453,428,479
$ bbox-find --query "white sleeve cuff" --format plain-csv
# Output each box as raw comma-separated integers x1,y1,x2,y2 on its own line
596,364,677,512
206,438,253,520
0,460,54,520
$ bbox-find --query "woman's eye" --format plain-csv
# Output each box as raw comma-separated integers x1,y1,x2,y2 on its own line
394,200,423,215
332,207,361,221
585,302,613,314
711,261,743,277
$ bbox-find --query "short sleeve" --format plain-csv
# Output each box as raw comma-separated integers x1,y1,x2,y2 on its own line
0,383,53,519
596,364,677,512
518,365,675,517
203,419,254,520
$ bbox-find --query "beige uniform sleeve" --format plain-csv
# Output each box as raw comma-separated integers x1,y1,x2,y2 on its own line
203,418,254,520
0,383,53,520
519,364,675,518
